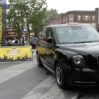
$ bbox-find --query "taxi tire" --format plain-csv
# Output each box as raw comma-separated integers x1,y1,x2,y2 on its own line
55,63,67,89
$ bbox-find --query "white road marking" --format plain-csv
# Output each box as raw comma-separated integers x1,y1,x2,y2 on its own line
22,76,56,99
0,62,35,84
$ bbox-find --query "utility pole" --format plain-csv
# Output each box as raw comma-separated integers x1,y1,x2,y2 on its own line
0,0,7,46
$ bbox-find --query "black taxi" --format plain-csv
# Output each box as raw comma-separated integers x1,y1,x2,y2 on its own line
36,23,99,89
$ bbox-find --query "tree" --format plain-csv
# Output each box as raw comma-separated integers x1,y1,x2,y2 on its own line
28,0,47,35
7,0,47,38
46,9,58,21
7,2,30,40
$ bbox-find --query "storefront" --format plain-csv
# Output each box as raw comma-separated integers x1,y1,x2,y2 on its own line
6,30,20,45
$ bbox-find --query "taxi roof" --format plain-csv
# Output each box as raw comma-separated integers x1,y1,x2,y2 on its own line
45,23,90,28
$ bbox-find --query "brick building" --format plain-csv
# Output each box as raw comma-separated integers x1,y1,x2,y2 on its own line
48,8,99,31
47,14,63,25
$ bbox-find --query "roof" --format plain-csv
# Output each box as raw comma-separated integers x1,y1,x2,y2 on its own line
63,10,95,16
45,23,91,28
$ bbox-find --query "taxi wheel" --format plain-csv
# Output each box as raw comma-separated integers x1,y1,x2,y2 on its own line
36,54,43,67
55,63,66,89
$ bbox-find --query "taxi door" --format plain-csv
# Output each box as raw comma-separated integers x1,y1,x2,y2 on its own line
45,27,55,70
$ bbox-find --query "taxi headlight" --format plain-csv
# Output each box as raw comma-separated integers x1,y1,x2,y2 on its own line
72,55,84,65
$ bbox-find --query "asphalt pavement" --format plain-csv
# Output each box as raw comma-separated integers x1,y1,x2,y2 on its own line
0,50,99,99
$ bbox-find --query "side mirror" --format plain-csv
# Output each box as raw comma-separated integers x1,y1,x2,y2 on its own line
47,37,53,43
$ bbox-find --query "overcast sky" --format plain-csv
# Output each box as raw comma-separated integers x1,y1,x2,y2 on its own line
47,0,99,13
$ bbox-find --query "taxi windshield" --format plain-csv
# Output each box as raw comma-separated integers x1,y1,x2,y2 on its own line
55,25,99,43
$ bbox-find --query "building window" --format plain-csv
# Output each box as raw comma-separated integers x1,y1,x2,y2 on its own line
92,15,95,21
63,16,68,23
65,16,68,23
69,14,74,22
78,15,81,21
84,15,89,21
63,17,65,23
83,15,89,21
88,16,90,21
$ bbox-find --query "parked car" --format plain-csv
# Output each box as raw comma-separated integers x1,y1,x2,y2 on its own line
36,23,99,89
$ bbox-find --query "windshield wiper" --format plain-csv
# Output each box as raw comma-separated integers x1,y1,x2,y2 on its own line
74,40,99,43
61,41,99,44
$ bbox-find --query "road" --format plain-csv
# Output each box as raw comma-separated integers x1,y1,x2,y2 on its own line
0,50,99,99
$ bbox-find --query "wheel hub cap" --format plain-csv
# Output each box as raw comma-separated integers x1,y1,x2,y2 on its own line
56,67,62,85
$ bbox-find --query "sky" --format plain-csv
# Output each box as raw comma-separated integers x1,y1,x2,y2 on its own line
47,0,99,13
6,0,99,14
